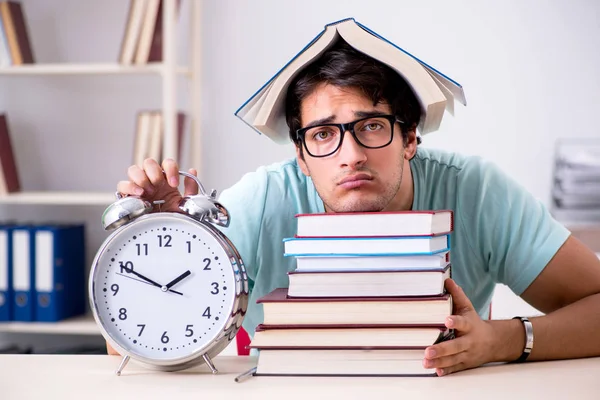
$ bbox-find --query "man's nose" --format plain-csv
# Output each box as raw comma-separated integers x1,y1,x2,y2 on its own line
337,130,367,167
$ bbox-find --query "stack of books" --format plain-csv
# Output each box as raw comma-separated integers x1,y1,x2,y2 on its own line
119,0,181,65
551,140,600,223
249,210,454,377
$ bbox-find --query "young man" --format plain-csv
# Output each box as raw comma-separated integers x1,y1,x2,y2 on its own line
113,41,600,375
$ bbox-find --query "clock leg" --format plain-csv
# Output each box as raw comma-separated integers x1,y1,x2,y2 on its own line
115,355,131,376
202,354,218,374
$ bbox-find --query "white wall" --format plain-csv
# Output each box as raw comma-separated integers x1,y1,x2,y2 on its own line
1,0,599,349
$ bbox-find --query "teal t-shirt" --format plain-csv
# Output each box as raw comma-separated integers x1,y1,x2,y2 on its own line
217,147,570,337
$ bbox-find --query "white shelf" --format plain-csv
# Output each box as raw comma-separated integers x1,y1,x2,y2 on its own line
0,314,100,336
0,63,191,76
0,191,116,205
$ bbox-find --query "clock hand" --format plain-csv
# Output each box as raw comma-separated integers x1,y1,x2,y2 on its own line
121,266,162,288
164,270,192,290
116,271,183,296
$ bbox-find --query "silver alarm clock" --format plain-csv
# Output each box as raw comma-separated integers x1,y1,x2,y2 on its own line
89,171,248,376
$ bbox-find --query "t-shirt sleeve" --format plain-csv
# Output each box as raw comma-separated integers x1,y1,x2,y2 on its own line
215,168,269,295
457,158,571,295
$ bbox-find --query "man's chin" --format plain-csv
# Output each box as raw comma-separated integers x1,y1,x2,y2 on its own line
326,197,385,213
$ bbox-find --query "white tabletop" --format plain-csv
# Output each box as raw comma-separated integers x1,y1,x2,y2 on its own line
2,355,599,400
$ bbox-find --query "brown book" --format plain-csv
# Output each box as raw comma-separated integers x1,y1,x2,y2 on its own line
0,114,20,194
250,323,452,349
257,287,452,326
0,1,34,64
118,0,148,64
134,0,161,64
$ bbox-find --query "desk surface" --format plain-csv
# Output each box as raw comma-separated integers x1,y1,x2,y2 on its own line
2,355,599,400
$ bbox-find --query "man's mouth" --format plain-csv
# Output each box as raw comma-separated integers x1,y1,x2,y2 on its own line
337,173,373,189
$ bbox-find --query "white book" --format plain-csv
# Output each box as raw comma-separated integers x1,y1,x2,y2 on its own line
294,252,449,272
287,267,451,298
235,18,465,144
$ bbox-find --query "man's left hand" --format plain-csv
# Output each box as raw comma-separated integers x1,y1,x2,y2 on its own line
423,278,499,376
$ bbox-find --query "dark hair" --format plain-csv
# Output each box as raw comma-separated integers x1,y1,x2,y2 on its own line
285,39,421,148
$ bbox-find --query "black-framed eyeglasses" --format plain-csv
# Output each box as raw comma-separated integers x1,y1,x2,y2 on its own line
295,114,406,158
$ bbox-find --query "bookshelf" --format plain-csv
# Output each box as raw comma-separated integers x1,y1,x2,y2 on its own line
0,315,98,336
0,63,191,76
0,0,203,347
0,191,115,205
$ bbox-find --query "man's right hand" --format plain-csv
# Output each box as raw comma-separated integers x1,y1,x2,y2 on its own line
116,158,199,213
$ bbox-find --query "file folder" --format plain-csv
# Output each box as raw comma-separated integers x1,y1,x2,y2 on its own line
34,224,86,322
0,223,14,321
12,226,35,322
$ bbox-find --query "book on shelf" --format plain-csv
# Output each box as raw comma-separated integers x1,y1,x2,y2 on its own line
287,265,450,298
253,348,441,377
0,114,20,195
257,287,452,326
295,210,453,237
250,323,452,349
283,234,450,256
235,17,465,144
0,1,34,66
294,251,450,272
132,110,186,167
119,0,180,65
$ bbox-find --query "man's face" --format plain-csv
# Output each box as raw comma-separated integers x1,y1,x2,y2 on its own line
296,83,415,213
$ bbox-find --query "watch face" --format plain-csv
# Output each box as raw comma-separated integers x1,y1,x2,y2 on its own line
90,213,238,363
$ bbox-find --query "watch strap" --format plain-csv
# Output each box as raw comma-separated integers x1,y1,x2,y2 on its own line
511,316,534,363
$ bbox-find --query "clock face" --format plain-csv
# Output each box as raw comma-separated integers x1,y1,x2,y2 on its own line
90,213,238,362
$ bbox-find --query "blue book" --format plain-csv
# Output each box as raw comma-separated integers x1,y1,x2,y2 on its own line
12,225,35,322
283,234,450,257
0,223,14,321
235,17,465,144
34,224,86,322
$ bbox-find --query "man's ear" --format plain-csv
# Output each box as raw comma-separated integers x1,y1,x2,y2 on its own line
404,129,418,160
295,145,310,176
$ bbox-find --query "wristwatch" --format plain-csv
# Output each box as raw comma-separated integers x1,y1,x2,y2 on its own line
512,316,534,363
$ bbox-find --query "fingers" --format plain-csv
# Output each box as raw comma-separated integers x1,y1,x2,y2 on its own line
425,335,469,360
183,168,199,196
436,363,466,377
127,163,157,196
162,158,179,188
423,351,466,370
117,180,143,196
445,315,471,332
445,278,475,314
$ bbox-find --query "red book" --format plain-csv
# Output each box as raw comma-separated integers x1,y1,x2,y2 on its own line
294,209,453,238
0,114,20,194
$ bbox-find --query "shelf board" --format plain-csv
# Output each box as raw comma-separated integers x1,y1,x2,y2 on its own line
0,191,116,205
0,314,100,335
0,63,190,76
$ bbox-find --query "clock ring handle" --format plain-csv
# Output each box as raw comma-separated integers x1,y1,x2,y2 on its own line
177,170,210,197
177,171,230,228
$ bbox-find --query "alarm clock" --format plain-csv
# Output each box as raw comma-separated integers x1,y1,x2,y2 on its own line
89,171,248,376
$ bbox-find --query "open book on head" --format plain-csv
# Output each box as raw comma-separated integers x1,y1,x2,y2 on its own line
235,17,467,144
